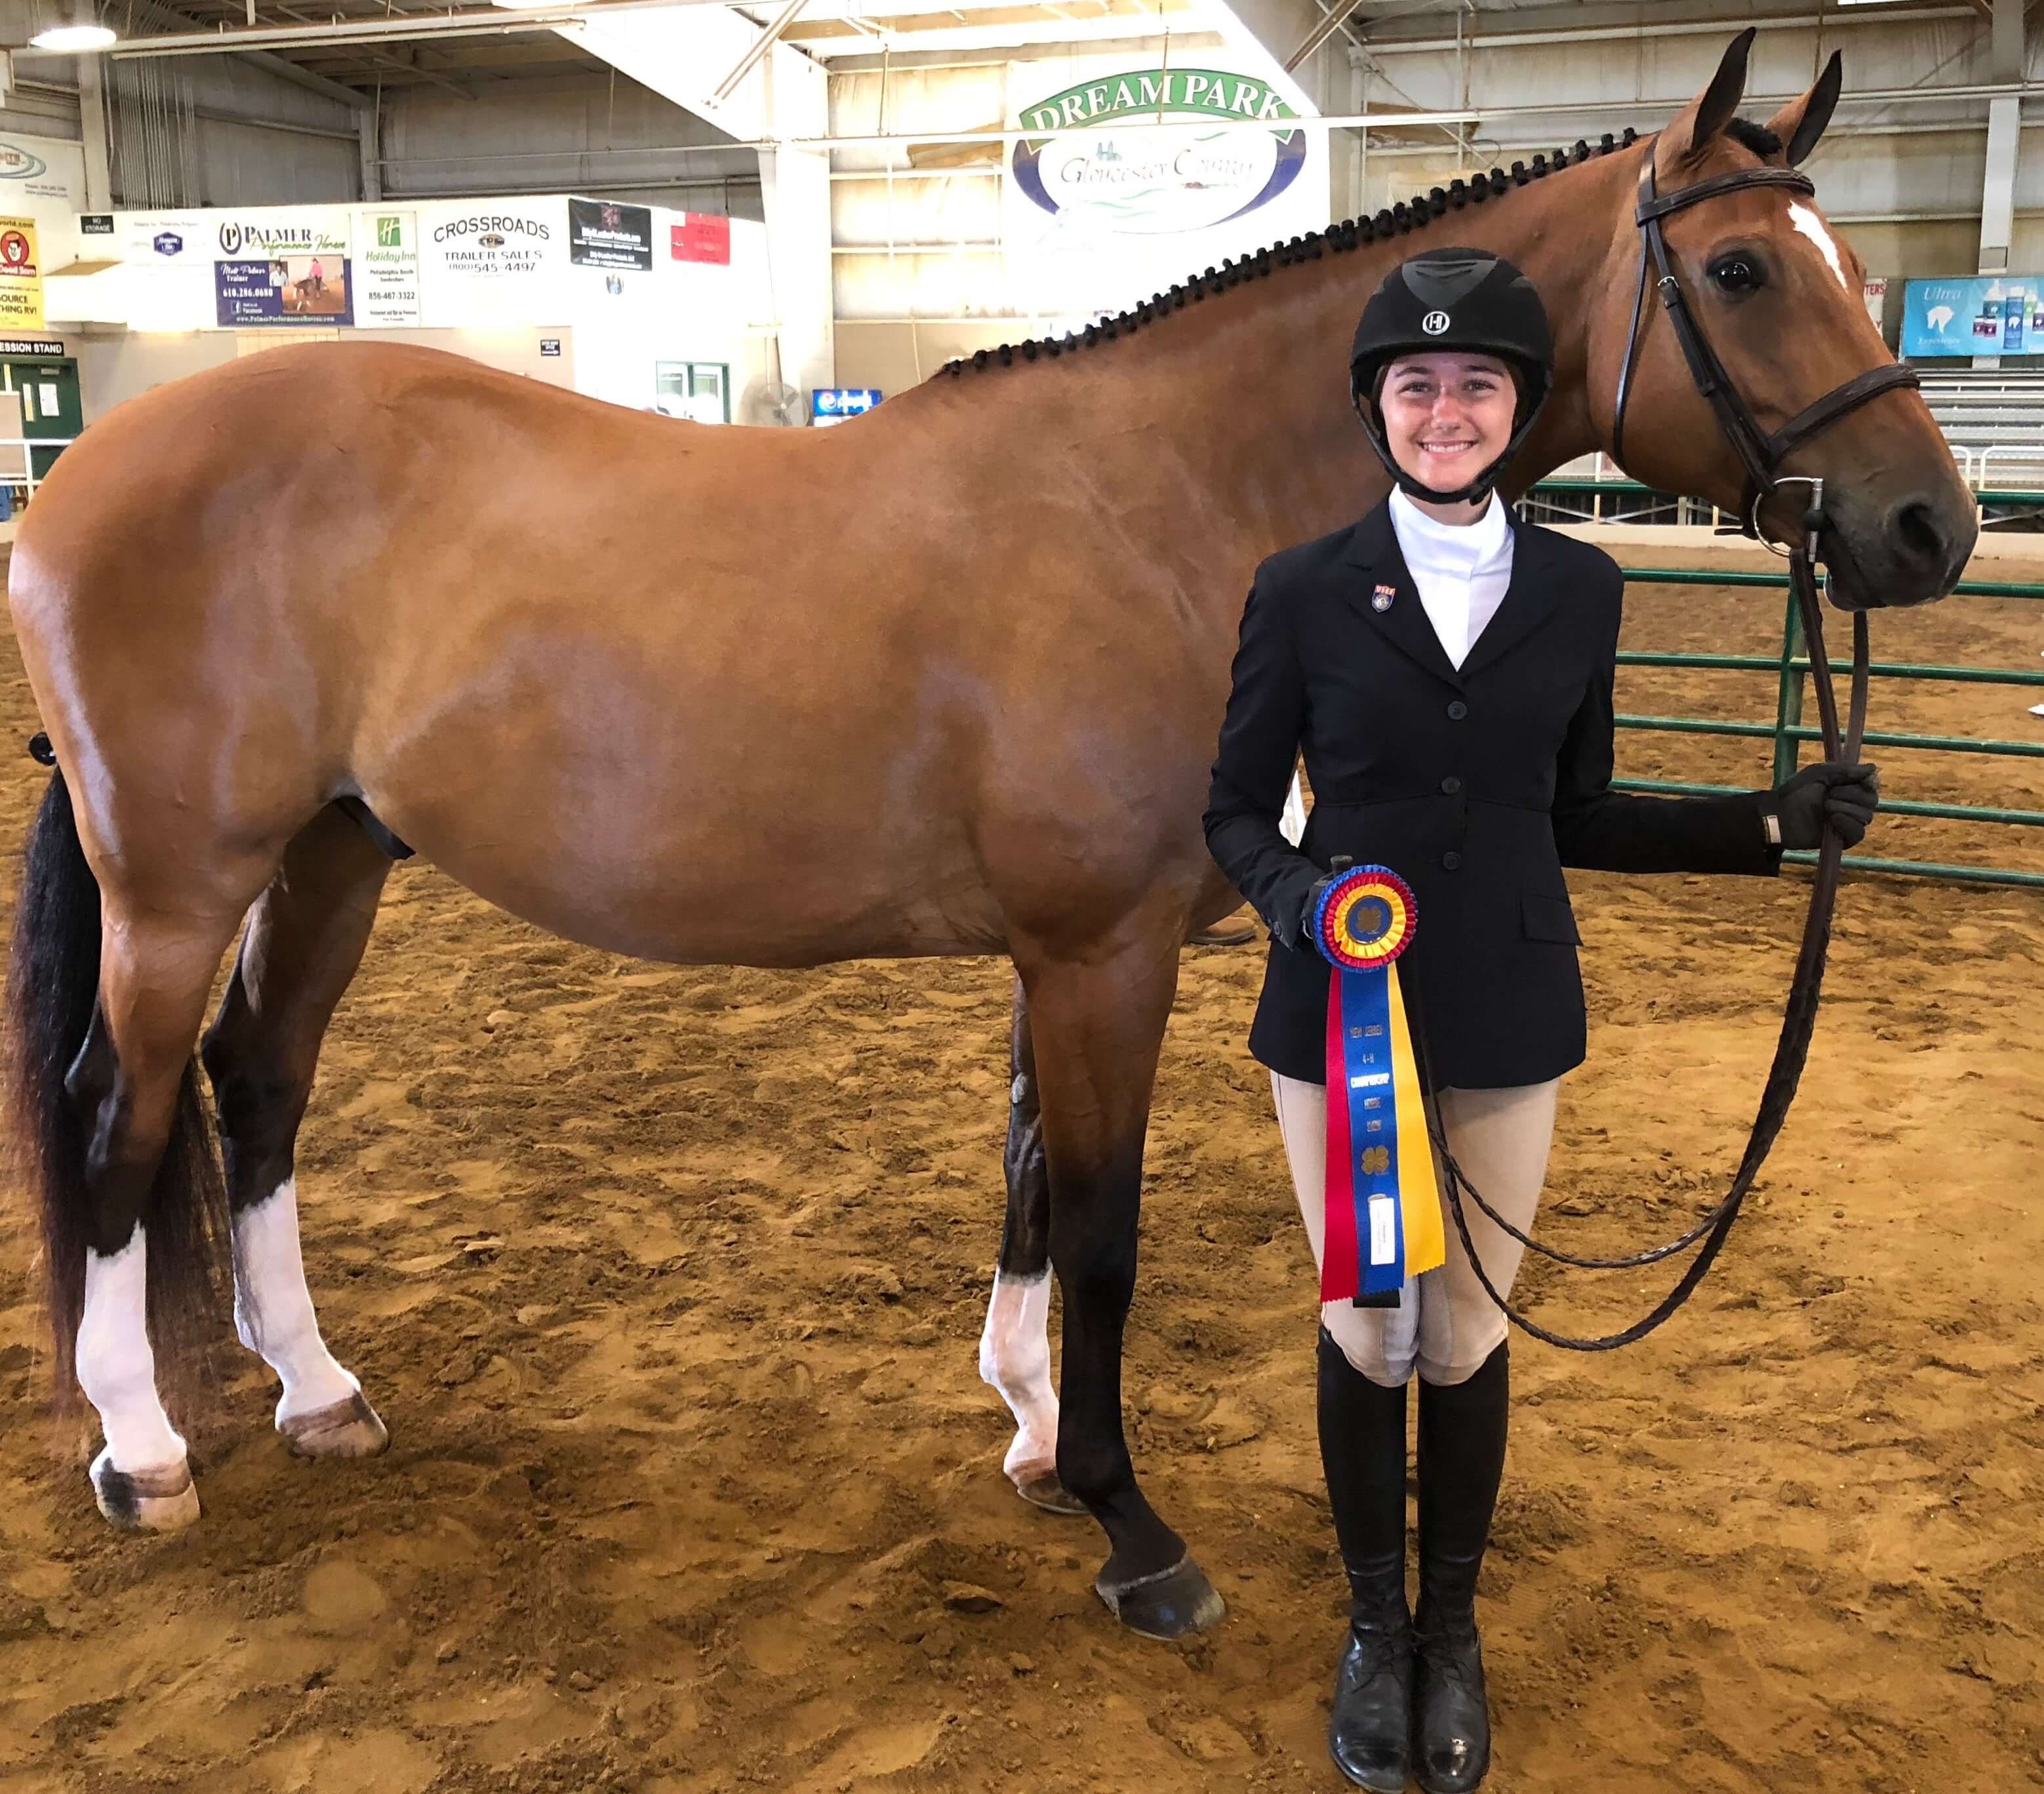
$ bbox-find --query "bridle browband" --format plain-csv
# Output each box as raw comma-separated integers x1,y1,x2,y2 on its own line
1611,153,1919,545
1428,141,1910,1352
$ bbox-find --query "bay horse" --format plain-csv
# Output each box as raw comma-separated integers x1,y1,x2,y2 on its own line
4,32,1971,1641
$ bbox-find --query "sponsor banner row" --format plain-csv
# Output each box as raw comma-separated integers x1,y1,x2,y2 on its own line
96,199,743,330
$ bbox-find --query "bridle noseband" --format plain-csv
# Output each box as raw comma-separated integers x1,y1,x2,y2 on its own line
1610,153,1919,549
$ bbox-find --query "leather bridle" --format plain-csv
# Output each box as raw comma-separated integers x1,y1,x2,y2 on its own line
1428,144,1912,1351
1611,153,1919,546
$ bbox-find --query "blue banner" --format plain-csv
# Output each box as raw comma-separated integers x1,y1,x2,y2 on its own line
215,256,353,327
1902,275,2043,357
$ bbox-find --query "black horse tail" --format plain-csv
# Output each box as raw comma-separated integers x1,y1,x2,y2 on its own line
5,767,228,1411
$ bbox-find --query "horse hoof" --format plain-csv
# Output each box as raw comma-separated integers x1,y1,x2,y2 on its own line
1014,1471,1091,1517
90,1448,201,1533
279,1391,390,1460
1094,1553,1226,1640
1188,924,1257,947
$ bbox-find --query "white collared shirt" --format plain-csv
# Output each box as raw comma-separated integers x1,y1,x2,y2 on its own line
1387,485,1515,671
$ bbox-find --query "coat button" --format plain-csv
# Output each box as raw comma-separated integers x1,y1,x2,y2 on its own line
1440,776,1462,795
1442,850,1464,871
1447,700,1468,720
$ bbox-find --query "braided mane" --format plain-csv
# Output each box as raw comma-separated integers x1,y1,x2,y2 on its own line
942,126,1644,378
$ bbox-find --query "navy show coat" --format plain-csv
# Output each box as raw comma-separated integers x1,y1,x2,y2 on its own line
1203,500,1780,1091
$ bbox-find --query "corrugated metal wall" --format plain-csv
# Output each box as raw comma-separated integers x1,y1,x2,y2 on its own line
104,56,359,208
375,73,763,219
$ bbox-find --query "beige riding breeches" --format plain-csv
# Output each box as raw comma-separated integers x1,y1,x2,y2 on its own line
1271,1070,1561,1388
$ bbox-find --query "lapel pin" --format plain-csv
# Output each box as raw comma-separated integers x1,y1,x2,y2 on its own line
1371,584,1395,612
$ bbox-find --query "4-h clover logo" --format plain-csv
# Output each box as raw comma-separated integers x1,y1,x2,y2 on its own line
1360,1146,1391,1177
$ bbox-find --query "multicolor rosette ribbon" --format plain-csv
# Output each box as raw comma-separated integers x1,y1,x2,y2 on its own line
1310,864,1445,1306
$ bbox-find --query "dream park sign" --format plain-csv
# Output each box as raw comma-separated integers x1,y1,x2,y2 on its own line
1012,70,1309,234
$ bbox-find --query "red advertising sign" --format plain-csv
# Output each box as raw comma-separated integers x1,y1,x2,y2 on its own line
670,213,732,266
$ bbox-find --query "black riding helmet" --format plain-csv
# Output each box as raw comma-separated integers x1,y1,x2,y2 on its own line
1350,247,1554,506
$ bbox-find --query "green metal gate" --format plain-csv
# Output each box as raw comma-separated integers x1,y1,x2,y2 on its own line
1613,567,2044,890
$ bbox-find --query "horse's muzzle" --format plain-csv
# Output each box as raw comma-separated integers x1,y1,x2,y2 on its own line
1824,487,1976,610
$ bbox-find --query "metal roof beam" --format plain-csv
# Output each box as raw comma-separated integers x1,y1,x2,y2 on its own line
1359,5,1980,54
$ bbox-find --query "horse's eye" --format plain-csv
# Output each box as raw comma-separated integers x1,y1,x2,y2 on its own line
1712,256,1761,293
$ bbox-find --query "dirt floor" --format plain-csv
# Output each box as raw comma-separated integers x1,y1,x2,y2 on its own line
1,536,2042,1794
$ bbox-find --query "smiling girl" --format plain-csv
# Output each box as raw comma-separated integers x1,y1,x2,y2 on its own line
1203,248,1878,1791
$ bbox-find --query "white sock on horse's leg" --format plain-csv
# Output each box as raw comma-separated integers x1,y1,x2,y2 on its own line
233,1177,361,1424
979,1268,1058,1490
77,1228,186,1472
78,1227,199,1528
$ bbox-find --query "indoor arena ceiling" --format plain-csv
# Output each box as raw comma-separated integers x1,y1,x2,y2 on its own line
88,0,2014,101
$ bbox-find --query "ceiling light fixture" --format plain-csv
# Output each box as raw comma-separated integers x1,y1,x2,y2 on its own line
28,20,116,48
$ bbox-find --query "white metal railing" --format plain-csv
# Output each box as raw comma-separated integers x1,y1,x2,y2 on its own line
1536,438,2044,530
1548,440,2037,495
1978,441,2044,488
0,435,77,508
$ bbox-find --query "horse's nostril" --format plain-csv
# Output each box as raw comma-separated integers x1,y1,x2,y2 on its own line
1893,498,1949,571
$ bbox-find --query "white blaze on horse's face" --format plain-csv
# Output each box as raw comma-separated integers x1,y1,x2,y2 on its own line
1788,202,1849,290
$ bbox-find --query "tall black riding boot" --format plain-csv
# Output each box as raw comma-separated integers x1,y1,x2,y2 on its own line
1413,1341,1509,1794
1318,1326,1413,1793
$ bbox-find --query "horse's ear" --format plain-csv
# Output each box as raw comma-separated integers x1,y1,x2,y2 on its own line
1659,28,1756,169
1765,51,1844,166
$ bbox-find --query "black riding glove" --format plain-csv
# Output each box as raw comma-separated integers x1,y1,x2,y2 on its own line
1280,863,1351,955
1764,761,1880,851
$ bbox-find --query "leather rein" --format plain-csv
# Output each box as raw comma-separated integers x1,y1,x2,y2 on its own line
1434,151,1915,1352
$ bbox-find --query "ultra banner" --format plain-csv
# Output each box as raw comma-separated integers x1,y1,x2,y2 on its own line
1901,275,2043,357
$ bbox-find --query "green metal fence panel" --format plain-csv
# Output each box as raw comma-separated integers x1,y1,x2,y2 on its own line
1613,776,2044,829
1620,651,2044,686
1616,713,2044,758
1613,568,2044,889
1622,567,2044,599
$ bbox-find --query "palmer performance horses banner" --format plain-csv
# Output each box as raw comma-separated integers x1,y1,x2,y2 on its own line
1003,60,1327,321
215,257,353,326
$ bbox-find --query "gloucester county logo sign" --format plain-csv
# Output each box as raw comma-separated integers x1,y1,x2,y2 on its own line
1011,69,1307,235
